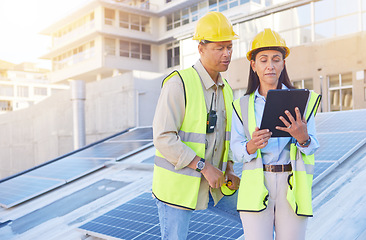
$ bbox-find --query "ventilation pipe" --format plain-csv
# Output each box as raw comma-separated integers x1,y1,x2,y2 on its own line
70,79,86,150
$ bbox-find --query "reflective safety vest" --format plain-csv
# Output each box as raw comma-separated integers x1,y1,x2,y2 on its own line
233,91,321,216
152,67,233,210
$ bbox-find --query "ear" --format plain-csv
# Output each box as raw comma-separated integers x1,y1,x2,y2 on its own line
250,60,256,72
198,43,204,55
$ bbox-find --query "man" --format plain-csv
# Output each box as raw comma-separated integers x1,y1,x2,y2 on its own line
152,11,240,240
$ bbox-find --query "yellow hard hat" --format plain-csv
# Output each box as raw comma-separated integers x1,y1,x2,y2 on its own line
192,11,239,42
246,28,290,60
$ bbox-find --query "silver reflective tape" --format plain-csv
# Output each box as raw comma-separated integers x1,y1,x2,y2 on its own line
243,158,263,171
155,156,201,177
178,131,206,144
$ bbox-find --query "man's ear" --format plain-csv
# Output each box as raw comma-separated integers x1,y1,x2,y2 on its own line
198,44,203,55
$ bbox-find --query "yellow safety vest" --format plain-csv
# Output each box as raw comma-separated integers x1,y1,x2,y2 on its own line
152,67,233,210
233,91,321,216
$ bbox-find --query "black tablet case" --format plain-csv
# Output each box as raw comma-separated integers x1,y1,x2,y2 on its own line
260,89,310,137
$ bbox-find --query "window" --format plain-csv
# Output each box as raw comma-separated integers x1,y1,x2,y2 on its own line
328,73,353,111
167,42,180,68
0,85,13,96
34,87,48,96
141,44,151,60
17,86,29,97
120,12,150,32
105,38,116,56
120,40,129,57
119,40,151,60
105,8,115,25
292,79,313,90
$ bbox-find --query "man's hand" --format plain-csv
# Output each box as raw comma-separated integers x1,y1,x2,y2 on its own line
224,161,240,190
201,161,225,189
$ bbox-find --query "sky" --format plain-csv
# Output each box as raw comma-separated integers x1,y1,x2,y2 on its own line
0,0,88,68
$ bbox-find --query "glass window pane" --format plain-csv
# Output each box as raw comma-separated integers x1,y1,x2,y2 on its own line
330,90,340,111
198,1,207,11
329,74,339,88
341,88,353,110
182,8,189,25
292,81,303,89
167,49,172,68
274,9,295,31
105,38,115,55
141,16,150,32
315,20,335,40
229,0,238,8
315,0,335,22
304,79,313,90
341,73,352,86
209,0,218,11
120,12,129,29
131,42,140,59
219,0,228,11
131,14,140,31
141,44,150,54
336,14,358,36
296,4,311,26
105,8,115,19
120,40,129,57
240,0,249,4
336,0,358,16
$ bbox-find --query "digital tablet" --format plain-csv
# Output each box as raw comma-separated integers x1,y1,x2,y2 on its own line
260,89,310,137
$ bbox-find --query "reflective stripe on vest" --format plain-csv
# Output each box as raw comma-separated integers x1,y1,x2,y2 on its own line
152,67,233,209
234,91,320,216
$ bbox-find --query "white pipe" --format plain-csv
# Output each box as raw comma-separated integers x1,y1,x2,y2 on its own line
69,79,86,150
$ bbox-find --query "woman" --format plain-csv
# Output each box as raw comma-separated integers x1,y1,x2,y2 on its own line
231,29,321,240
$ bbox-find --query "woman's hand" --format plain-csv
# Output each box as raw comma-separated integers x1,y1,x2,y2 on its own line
247,127,272,154
276,107,309,144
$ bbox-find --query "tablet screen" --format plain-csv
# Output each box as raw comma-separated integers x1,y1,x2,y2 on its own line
259,89,310,137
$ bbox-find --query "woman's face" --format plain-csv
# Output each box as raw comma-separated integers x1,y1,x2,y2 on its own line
251,49,285,89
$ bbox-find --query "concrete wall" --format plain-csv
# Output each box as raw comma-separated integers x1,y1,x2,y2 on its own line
0,71,162,179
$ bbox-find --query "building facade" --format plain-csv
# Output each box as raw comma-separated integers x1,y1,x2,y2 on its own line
0,61,69,113
41,0,366,116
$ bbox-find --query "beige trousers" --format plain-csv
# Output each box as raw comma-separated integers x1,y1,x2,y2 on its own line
240,171,308,240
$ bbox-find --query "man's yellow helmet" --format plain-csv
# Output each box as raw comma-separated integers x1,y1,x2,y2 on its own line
246,28,290,60
192,11,239,42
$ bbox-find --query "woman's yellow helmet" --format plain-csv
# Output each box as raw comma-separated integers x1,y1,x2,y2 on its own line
246,28,290,60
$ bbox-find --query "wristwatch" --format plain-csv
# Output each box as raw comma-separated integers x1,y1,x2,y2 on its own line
299,137,311,147
196,158,205,172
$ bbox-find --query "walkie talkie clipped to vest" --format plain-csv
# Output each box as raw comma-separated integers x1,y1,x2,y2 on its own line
206,93,217,133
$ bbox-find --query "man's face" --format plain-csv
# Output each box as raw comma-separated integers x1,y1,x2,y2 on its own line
199,41,233,79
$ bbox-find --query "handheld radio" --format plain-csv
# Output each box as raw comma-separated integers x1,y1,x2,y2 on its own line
206,93,217,133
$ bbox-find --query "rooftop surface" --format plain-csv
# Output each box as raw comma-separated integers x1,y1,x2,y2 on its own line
1,109,366,240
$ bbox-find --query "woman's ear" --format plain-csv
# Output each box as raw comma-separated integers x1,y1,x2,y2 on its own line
250,60,256,72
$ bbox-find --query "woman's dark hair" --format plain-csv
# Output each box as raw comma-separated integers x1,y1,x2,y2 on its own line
245,48,295,95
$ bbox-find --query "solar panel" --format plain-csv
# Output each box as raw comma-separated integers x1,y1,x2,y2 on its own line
71,141,152,159
0,158,108,208
79,192,243,240
0,175,64,208
110,127,153,141
0,127,154,209
25,157,108,182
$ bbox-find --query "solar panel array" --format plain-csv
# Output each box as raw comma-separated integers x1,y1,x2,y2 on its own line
0,127,153,208
78,110,366,240
79,192,243,240
313,110,366,184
